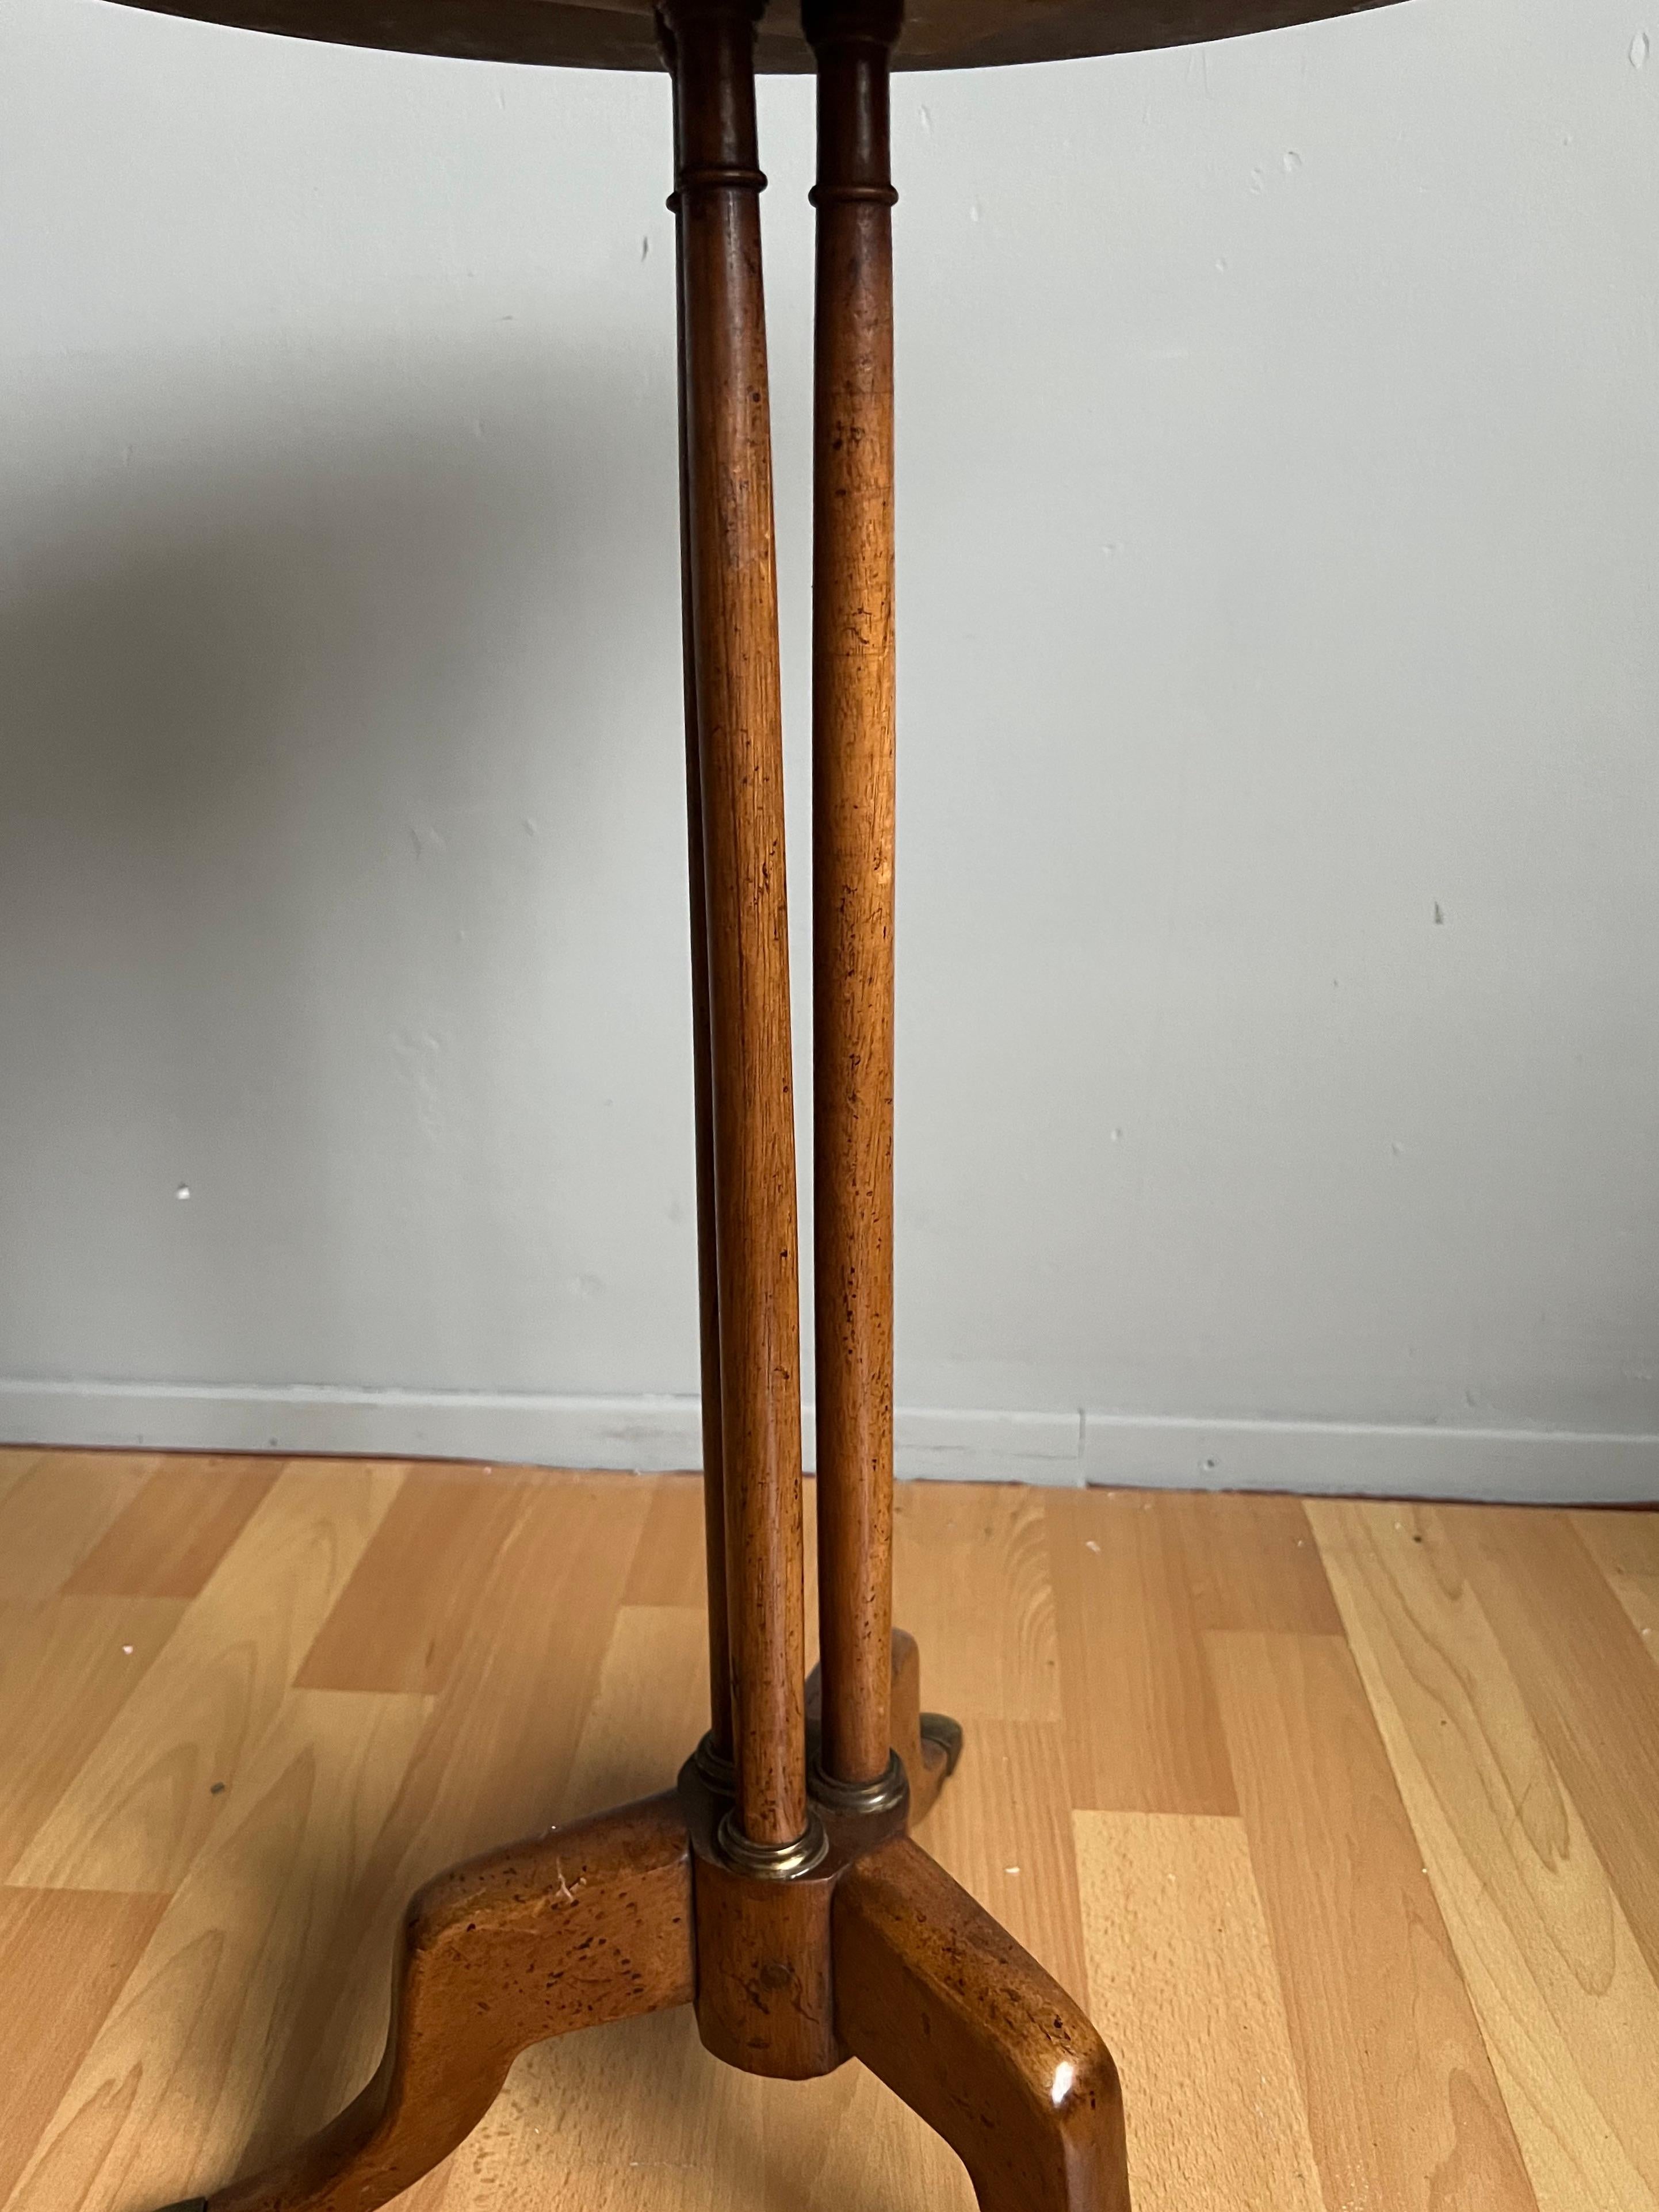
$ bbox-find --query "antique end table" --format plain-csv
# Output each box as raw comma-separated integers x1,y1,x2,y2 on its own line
126,0,1397,2205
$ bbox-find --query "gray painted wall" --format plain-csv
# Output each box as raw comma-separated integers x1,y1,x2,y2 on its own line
3,0,1656,1495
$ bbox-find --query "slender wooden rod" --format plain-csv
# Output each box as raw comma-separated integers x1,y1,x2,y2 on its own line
663,0,809,1849
806,0,901,1788
665,40,733,1770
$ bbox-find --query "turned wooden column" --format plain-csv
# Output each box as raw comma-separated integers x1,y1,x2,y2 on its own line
664,0,812,1857
666,43,733,1777
807,0,901,1794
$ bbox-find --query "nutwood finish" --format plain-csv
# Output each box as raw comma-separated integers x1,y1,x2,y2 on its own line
109,0,1406,78
836,1836,1134,2212
667,0,809,1852
145,2,1135,2209
809,0,902,1792
683,1752,900,2080
806,1625,962,1822
689,1628,961,2079
667,37,733,1771
190,1796,694,2212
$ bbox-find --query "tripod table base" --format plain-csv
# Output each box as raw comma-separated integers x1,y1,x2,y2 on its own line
148,1631,1127,2212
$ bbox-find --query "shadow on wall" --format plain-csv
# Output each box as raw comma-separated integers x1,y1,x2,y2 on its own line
0,346,686,1389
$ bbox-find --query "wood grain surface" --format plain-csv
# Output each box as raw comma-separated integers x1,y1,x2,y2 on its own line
1208,1627,1536,2212
0,1454,1654,2212
102,0,1405,78
1312,1498,1659,2211
666,0,808,1853
64,1459,280,1601
0,1887,169,2205
835,1831,1129,2212
1074,1810,1324,2212
1571,1508,1659,1661
1048,1489,1236,1814
1442,1504,1659,1991
0,1593,187,1874
668,30,733,1774
808,0,901,1794
12,1461,401,1893
0,1453,159,1602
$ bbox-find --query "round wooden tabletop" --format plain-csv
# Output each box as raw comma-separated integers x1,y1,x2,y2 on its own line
107,0,1402,73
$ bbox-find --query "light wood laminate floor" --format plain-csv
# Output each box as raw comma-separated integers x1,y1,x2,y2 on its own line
2,1447,1657,2212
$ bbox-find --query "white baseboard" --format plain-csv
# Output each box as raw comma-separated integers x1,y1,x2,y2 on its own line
1078,1411,1659,1503
0,1379,1654,1503
892,1406,1084,1484
0,1380,1082,1485
0,1379,710,1475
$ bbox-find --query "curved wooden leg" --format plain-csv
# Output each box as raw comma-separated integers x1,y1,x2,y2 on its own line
834,1834,1132,2212
157,1792,693,2212
888,1628,961,1826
